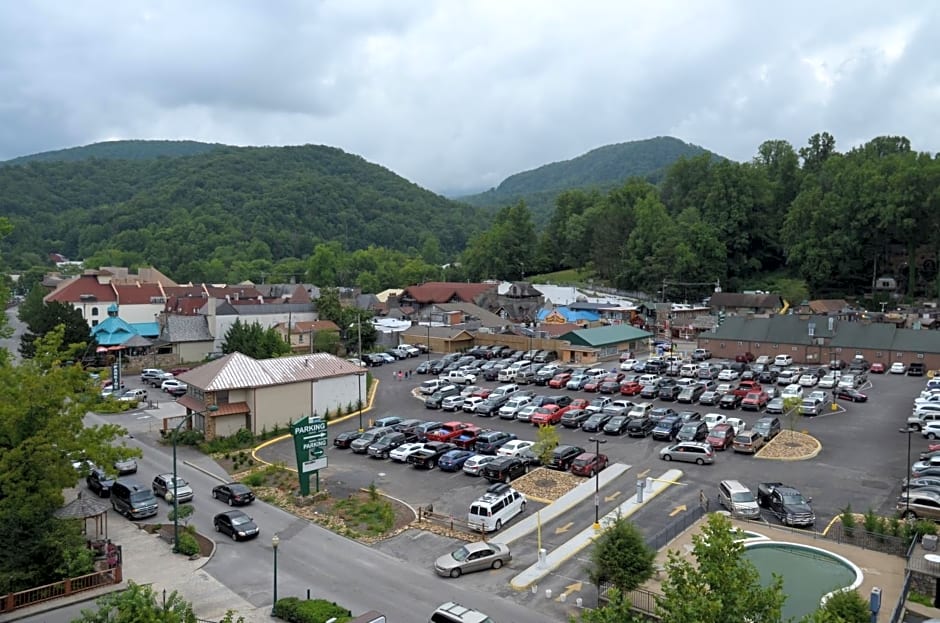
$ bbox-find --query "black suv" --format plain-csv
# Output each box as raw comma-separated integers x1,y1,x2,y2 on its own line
658,385,681,401
473,430,516,454
475,395,509,417
546,395,573,408
626,417,655,438
677,421,709,442
86,467,115,497
718,393,742,409
482,457,528,483
548,445,585,470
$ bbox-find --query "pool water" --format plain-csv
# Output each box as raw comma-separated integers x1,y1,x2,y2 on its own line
743,542,861,621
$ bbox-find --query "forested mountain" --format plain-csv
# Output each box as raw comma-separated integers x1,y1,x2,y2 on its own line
2,140,225,165
460,136,720,222
459,134,940,301
0,144,485,282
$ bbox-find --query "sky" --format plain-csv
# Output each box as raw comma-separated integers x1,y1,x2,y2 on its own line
1,1,938,195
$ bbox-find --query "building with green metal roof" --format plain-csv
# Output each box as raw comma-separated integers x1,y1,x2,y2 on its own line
559,325,653,362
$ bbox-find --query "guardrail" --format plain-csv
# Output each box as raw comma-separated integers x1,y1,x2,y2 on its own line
0,566,121,613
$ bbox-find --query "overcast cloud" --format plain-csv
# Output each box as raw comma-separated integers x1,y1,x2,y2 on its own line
1,1,938,194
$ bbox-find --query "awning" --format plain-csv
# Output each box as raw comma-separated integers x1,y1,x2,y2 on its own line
176,395,249,417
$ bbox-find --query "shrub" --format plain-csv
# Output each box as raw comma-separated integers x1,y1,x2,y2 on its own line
176,532,200,557
863,509,879,533
347,402,355,414
820,589,870,623
323,408,331,421
840,505,855,538
243,472,265,487
273,596,352,623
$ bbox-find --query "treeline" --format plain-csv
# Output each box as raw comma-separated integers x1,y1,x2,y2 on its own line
460,133,940,299
0,144,485,283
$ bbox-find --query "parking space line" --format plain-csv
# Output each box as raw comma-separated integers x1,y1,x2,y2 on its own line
509,468,683,590
495,463,631,545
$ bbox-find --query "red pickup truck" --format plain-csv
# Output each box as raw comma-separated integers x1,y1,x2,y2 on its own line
425,421,475,443
731,380,762,398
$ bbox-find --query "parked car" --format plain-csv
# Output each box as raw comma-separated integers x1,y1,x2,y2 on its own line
581,412,613,433
626,417,655,438
434,541,512,578
869,362,886,374
570,453,609,477
473,430,517,454
213,510,260,541
211,482,255,506
438,449,475,472
561,408,592,429
603,415,630,436
660,441,715,465
86,467,115,497
706,424,735,450
718,393,742,410
652,416,683,441
482,456,528,483
890,362,907,374
732,429,766,454
741,391,769,411
462,454,497,476
753,416,782,440
389,442,429,463
548,445,585,470
367,431,408,458
497,439,535,458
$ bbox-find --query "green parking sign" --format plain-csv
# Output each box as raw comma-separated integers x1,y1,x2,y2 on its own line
291,415,328,495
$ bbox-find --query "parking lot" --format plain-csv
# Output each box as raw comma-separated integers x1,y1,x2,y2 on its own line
255,354,931,613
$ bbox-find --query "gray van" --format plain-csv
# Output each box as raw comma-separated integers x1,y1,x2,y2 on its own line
111,478,159,520
717,480,760,518
753,416,782,440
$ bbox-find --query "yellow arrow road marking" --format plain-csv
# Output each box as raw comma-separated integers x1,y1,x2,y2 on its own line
669,504,687,517
554,521,574,534
604,491,621,502
556,581,583,601
637,468,650,477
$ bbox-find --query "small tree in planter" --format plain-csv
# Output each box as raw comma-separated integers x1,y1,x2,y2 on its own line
840,504,856,538
168,504,195,528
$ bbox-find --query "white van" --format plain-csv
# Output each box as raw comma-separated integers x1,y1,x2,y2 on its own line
680,364,698,378
420,379,445,395
498,360,531,382
467,483,526,532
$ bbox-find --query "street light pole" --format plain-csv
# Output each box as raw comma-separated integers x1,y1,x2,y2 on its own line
426,321,431,361
271,533,280,613
587,436,607,530
170,404,217,553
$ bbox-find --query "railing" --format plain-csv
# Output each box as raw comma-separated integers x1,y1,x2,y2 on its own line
0,566,122,613
732,517,910,557
889,535,920,623
645,505,706,551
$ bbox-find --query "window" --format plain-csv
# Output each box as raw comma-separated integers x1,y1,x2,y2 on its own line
876,351,883,357
91,320,99,327
720,343,725,348
772,344,778,349
298,334,304,343
91,307,99,316
755,343,761,348
737,341,744,346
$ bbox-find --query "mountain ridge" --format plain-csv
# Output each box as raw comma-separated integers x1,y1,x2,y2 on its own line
2,139,226,165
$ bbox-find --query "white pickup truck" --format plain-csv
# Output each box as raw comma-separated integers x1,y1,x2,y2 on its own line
441,369,478,385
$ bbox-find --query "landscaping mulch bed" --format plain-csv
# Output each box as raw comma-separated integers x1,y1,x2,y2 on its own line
755,429,820,460
143,523,215,558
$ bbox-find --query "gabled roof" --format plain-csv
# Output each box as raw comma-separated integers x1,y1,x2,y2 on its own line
253,284,311,303
828,322,900,351
540,322,582,337
401,282,495,304
709,292,783,310
90,315,136,346
808,299,851,314
703,315,835,345
178,352,363,392
162,315,214,343
399,326,475,341
44,273,117,304
115,283,165,305
560,324,653,347
290,320,340,333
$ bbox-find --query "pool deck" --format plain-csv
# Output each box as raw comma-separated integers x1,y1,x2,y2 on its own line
638,516,905,615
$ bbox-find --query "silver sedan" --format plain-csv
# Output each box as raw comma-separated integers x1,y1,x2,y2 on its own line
434,541,511,578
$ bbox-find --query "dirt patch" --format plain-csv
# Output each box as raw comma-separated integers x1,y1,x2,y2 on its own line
755,429,821,460
510,467,582,501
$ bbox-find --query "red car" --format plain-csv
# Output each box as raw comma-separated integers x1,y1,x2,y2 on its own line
570,452,609,477
869,363,886,374
706,424,735,450
426,422,477,442
471,387,493,398
620,381,643,396
583,378,604,392
531,405,563,426
570,398,591,410
741,391,769,411
549,373,573,389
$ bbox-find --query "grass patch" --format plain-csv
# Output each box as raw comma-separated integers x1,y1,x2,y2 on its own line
333,495,395,537
529,268,596,285
908,591,933,607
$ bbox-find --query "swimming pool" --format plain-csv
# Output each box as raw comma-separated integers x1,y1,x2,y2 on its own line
743,541,863,620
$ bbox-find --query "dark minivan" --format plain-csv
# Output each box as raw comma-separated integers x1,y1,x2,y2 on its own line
110,478,159,520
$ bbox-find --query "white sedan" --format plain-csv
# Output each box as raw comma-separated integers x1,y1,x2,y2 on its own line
798,374,818,387
161,379,187,392
619,359,638,371
890,362,906,374
725,417,745,435
703,413,727,431
717,369,740,381
818,374,838,389
497,440,535,457
389,443,427,463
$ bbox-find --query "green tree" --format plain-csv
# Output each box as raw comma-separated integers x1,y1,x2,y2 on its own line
221,319,290,359
657,513,785,623
574,587,645,623
588,515,655,593
19,299,92,359
803,589,870,623
0,328,132,593
533,424,560,465
73,581,197,623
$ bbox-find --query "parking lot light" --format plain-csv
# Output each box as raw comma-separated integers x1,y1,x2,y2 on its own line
587,436,607,530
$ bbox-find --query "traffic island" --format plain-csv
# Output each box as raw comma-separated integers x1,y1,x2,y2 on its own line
755,429,822,461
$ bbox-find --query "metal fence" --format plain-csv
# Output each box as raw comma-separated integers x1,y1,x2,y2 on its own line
0,566,121,613
645,504,707,552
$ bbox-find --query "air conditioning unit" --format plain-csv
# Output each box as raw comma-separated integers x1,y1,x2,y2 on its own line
924,534,938,551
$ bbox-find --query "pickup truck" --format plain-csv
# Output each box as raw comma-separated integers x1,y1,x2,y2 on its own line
408,442,457,469
425,421,475,443
692,348,712,361
731,380,762,398
757,482,815,527
441,369,477,385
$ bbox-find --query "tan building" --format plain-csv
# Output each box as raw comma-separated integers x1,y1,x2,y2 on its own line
176,352,365,440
